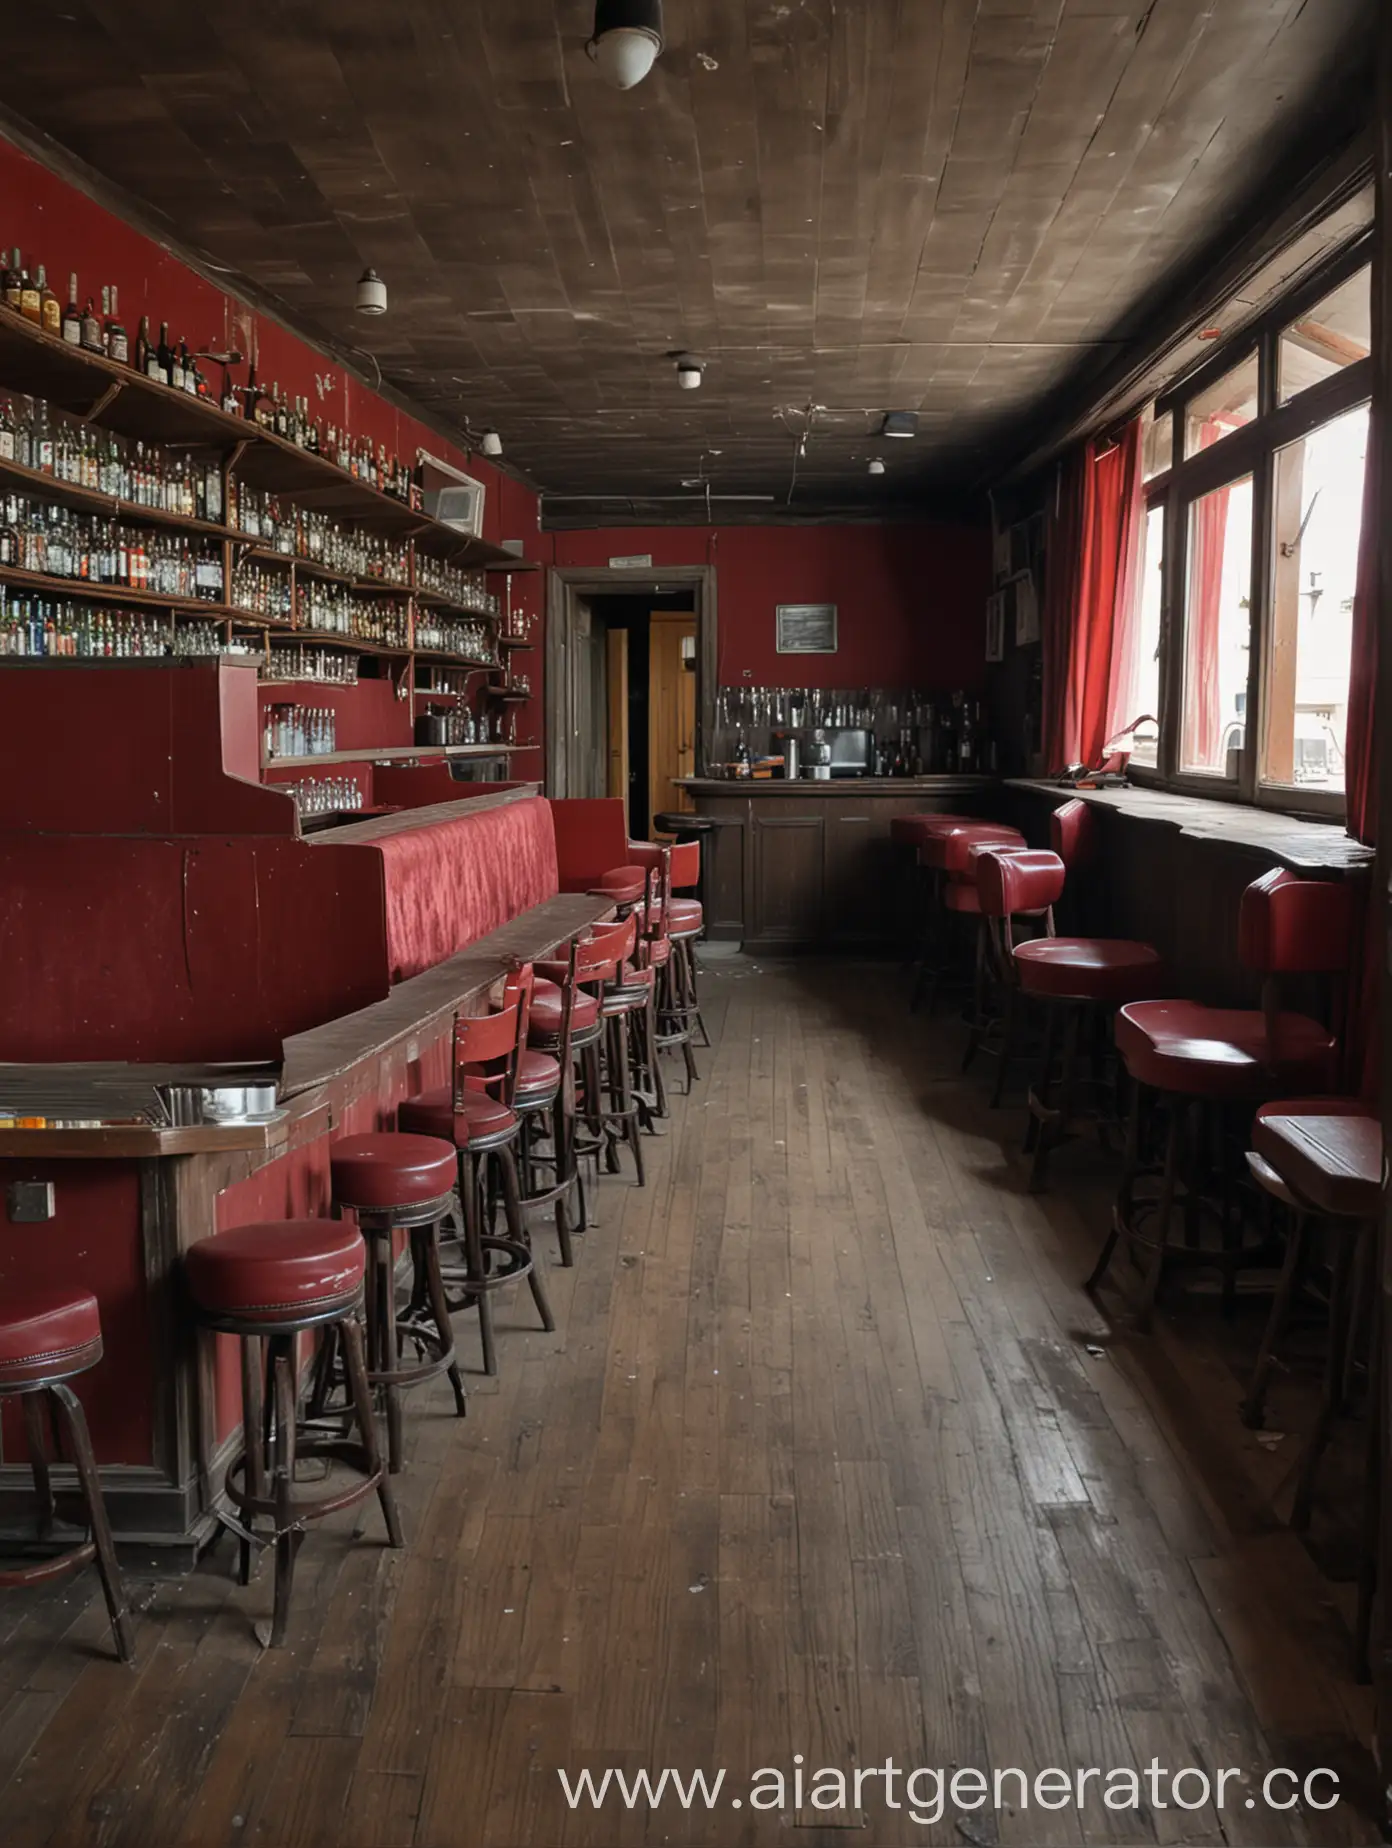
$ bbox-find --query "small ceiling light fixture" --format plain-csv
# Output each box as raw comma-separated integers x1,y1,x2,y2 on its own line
675,352,704,390
480,430,503,457
881,411,919,439
588,0,664,90
868,458,886,476
355,268,388,316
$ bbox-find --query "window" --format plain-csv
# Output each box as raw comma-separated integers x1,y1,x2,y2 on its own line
1278,267,1371,404
1183,352,1259,458
1128,230,1371,814
1261,403,1368,792
1180,477,1253,776
1129,504,1165,765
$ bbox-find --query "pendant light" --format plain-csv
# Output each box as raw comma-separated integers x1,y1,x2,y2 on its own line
481,430,503,457
588,0,664,89
354,269,388,316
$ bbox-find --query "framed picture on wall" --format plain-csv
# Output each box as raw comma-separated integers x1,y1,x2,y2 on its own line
776,603,838,653
1013,571,1040,646
985,591,1006,663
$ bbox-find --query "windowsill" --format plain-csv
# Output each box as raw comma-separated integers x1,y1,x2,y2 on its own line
1004,777,1372,872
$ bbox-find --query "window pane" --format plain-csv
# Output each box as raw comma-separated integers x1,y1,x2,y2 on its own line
1260,403,1368,792
1129,504,1164,765
1278,267,1370,405
1180,477,1253,776
1183,353,1260,458
1142,407,1174,481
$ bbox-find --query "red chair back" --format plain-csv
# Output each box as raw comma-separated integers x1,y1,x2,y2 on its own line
452,997,522,1106
975,848,1065,921
1238,869,1355,976
1050,799,1098,869
549,798,631,893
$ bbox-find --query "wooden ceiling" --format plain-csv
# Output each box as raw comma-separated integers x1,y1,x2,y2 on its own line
0,0,1376,522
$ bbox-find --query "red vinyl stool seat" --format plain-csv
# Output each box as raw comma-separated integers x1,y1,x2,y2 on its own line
330,1133,467,1474
0,1290,134,1663
589,865,647,908
1090,868,1355,1329
912,824,1027,1013
1015,939,1166,1005
184,1220,401,1646
1114,1002,1337,1102
399,1085,518,1148
530,979,601,1039
329,1133,457,1213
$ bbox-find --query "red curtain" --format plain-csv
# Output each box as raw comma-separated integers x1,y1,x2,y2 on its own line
1041,419,1145,772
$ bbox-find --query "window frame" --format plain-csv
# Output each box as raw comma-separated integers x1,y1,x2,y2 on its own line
1133,228,1373,819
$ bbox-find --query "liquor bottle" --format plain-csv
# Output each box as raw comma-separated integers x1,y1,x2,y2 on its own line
154,322,173,386
19,262,41,325
105,287,129,364
37,267,61,338
274,388,288,439
80,292,102,354
169,335,185,391
61,274,82,346
2,250,21,312
134,314,151,377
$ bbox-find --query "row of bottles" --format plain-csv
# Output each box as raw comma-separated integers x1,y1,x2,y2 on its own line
0,398,225,520
0,592,221,658
232,561,294,622
245,390,416,502
413,611,496,662
0,496,225,599
416,698,517,745
230,485,410,583
264,703,338,760
296,584,408,646
415,554,499,615
261,646,359,685
281,775,366,820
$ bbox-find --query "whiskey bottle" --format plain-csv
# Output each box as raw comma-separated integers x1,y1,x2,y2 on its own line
61,274,82,346
170,335,185,391
154,322,172,386
80,292,102,354
38,267,61,338
105,287,128,364
19,262,42,325
134,315,151,377
2,250,21,312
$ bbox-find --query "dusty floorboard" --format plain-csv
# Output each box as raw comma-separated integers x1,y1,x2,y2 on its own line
0,958,1379,1847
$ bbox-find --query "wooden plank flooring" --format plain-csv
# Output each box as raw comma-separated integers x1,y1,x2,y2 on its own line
0,958,1380,1846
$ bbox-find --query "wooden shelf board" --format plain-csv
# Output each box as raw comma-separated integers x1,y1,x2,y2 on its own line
0,453,234,538
263,742,525,768
0,560,232,619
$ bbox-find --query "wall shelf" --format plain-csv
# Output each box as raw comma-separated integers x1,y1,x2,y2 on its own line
0,560,232,620
0,453,233,538
263,742,527,769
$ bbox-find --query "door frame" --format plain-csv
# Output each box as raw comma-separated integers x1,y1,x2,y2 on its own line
545,565,717,797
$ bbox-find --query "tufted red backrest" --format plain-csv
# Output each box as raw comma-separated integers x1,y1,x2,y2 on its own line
975,847,1066,918
936,822,1026,876
1237,868,1355,976
1050,799,1098,869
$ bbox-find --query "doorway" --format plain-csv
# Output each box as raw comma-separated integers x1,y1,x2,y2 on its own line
579,591,695,837
545,565,717,825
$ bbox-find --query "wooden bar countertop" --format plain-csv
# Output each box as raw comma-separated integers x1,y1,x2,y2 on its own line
676,774,993,797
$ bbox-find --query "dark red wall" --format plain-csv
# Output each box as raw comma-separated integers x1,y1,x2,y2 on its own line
548,523,991,690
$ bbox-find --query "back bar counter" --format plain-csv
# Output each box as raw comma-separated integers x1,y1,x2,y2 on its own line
0,659,608,1562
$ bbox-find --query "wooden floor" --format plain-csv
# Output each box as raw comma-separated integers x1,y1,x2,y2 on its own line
0,959,1380,1847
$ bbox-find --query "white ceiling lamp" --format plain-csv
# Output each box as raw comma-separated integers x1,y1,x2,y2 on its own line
480,430,503,457
868,458,886,476
881,411,918,439
588,0,664,89
675,353,704,390
355,268,388,315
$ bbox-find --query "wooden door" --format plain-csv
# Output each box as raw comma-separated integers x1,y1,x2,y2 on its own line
606,627,629,822
648,613,696,831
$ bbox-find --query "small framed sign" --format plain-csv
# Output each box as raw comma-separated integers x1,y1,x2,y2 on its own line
776,603,838,654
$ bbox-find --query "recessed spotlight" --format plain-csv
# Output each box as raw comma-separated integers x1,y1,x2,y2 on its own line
675,354,704,390
881,411,918,439
481,430,503,457
588,0,664,89
355,268,388,315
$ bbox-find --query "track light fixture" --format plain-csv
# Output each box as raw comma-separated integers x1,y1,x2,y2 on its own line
881,411,918,439
354,269,388,316
588,0,664,89
675,353,704,390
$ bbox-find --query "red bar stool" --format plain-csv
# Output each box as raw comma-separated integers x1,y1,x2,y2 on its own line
544,914,648,1186
636,848,699,1095
530,936,609,1242
329,1132,466,1475
1247,1107,1382,1676
399,996,554,1378
184,1219,401,1647
974,845,1166,1180
490,962,582,1265
1088,869,1353,1329
633,836,710,1054
913,820,1026,1013
0,1290,134,1663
